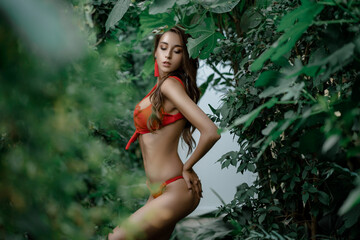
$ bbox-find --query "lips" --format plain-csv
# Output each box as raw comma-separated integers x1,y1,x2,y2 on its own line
162,61,171,67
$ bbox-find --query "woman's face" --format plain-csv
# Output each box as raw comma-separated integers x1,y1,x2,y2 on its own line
155,31,183,76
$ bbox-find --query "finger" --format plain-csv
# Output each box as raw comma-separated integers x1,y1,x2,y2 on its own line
198,181,203,197
184,178,192,190
193,179,201,198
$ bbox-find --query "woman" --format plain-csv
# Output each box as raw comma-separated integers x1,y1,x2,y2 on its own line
108,26,221,240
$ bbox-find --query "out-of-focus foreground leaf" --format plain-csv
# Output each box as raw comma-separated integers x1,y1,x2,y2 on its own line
0,0,86,65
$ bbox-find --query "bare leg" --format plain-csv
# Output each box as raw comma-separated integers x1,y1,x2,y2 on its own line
107,179,199,240
108,195,154,240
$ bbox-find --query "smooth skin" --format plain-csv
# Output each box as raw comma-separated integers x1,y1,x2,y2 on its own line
108,31,220,240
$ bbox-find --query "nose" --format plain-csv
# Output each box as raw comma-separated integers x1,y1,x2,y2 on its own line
165,50,172,59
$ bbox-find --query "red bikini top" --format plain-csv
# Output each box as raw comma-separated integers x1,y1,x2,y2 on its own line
125,76,185,150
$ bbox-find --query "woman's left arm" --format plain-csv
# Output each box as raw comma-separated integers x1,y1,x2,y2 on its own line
161,78,221,195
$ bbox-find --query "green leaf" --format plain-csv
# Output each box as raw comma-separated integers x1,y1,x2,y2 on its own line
250,47,276,71
318,0,336,5
302,169,308,179
271,22,310,61
176,0,190,5
210,188,226,205
281,82,305,101
105,0,131,32
199,73,214,97
318,42,355,81
196,0,241,13
322,135,340,153
277,0,321,32
299,129,323,154
271,230,286,240
149,0,176,15
220,97,278,133
256,59,304,100
261,122,278,136
208,104,218,116
258,77,304,101
268,206,282,212
255,71,284,87
139,11,176,39
307,185,317,193
318,191,330,205
250,0,324,71
247,163,256,172
240,7,263,32
287,42,355,81
186,18,225,59
303,192,309,204
342,204,360,228
348,147,360,158
217,151,239,169
339,183,360,215
259,213,266,224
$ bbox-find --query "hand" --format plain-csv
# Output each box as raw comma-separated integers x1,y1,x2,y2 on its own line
182,168,203,198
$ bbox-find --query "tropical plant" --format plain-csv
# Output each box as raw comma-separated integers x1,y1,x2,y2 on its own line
210,0,360,239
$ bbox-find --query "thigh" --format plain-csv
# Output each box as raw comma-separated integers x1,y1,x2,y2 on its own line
111,179,200,240
132,179,199,222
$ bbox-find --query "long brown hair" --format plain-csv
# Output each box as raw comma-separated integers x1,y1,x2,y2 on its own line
147,26,200,155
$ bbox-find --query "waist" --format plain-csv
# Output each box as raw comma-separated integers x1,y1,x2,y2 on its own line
143,156,184,183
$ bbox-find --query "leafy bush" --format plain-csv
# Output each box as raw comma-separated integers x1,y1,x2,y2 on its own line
210,0,360,239
0,0,151,238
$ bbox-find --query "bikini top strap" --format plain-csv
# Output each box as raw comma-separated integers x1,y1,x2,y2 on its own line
168,76,185,88
143,76,183,99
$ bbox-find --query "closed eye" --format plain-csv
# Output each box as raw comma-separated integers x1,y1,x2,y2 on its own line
174,48,183,54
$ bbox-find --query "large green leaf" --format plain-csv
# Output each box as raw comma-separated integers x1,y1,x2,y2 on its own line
240,7,263,32
199,73,215,97
271,22,310,60
277,0,321,32
255,71,284,87
149,0,176,15
186,18,225,59
139,11,176,39
105,0,131,32
196,0,241,13
250,0,324,71
251,22,310,71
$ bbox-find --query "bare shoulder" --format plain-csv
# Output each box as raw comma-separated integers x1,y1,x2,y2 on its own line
160,77,186,95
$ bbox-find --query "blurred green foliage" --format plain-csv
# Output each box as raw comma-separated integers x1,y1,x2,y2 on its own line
0,0,156,239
